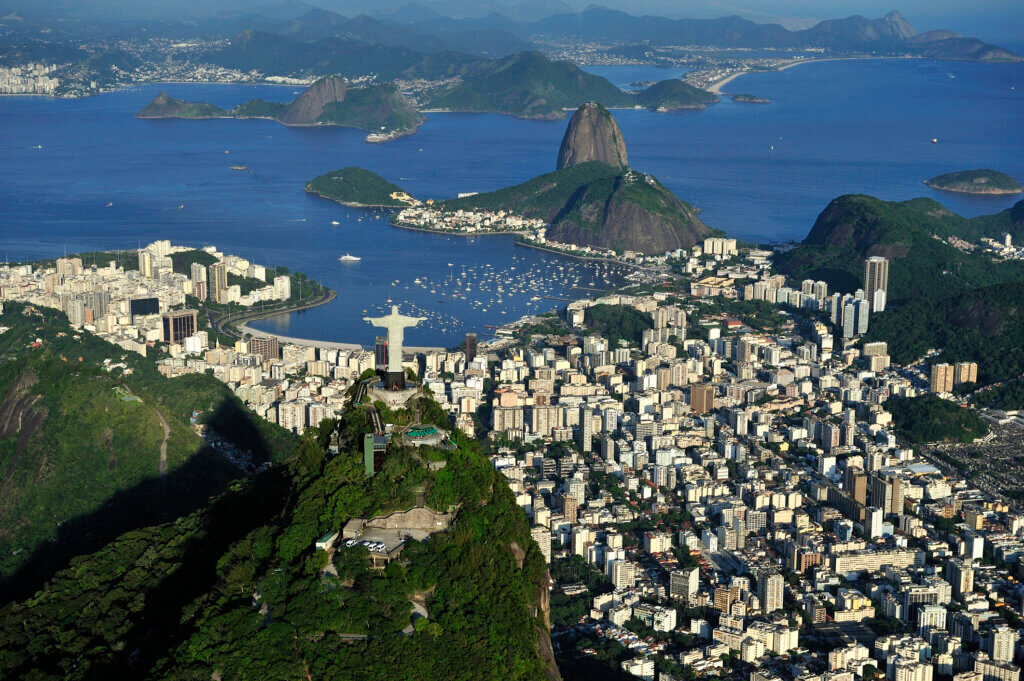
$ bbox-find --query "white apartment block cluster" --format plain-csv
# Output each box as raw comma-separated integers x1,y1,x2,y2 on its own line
394,206,545,234
0,63,60,94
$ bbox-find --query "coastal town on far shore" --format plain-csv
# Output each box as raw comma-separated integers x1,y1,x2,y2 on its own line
4,223,1024,681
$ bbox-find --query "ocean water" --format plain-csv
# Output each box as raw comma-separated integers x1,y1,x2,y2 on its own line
0,57,1021,345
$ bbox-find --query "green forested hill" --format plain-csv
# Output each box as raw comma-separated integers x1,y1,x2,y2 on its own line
634,79,718,110
441,161,713,253
0,303,296,597
427,50,631,118
306,167,410,207
0,396,559,681
774,194,1024,303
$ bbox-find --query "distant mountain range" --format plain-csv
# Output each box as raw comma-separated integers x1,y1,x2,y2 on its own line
401,7,1019,61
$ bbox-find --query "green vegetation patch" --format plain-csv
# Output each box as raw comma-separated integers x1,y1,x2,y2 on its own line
885,394,988,444
306,166,409,207
925,169,1021,194
635,79,718,110
583,304,654,347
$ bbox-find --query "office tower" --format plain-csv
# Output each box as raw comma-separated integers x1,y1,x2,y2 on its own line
670,567,700,604
930,363,955,393
249,336,280,361
161,309,198,344
208,262,228,303
577,406,593,453
374,336,388,371
465,332,478,364
954,362,978,386
758,571,784,614
190,263,208,300
864,256,889,312
691,384,715,414
844,466,868,506
139,250,153,279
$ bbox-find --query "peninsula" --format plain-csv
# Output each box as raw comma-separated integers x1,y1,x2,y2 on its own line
305,167,418,208
389,102,715,255
137,77,424,142
924,169,1022,195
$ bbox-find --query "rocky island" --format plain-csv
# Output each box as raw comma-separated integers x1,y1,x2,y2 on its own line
137,76,424,142
924,169,1022,195
634,79,719,111
305,167,417,208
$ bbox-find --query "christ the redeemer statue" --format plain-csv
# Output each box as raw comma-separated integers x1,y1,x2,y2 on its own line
364,305,425,390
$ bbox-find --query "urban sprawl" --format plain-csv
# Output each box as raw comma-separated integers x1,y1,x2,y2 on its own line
1,234,1023,681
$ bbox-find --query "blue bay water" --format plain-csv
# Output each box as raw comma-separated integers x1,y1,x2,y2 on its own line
0,58,1022,346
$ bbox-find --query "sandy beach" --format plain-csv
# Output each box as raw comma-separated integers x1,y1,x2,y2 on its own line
707,56,895,94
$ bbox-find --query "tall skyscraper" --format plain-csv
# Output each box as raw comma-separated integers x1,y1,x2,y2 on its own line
930,363,955,393
758,571,784,614
208,262,228,304
465,332,478,364
864,256,889,312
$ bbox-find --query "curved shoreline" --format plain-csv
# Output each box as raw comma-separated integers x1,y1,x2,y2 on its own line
305,190,407,209
216,288,337,338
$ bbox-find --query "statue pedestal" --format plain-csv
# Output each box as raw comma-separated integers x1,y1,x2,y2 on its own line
367,382,420,410
385,370,406,391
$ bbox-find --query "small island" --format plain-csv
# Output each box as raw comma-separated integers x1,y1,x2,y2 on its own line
634,79,719,111
924,169,1022,195
732,94,771,103
137,77,424,143
305,167,419,208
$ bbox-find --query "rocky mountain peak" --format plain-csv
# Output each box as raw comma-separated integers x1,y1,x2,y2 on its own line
556,101,628,170
277,75,347,125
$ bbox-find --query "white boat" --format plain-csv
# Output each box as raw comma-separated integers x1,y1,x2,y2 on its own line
331,220,340,225
339,254,361,262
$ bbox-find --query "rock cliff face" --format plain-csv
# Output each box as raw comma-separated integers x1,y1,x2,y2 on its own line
556,102,628,170
546,169,711,253
277,75,347,125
